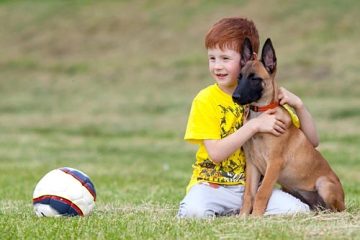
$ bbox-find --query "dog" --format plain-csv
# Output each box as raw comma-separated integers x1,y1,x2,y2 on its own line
232,38,345,216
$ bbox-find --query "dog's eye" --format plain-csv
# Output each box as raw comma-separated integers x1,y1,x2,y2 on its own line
250,77,262,87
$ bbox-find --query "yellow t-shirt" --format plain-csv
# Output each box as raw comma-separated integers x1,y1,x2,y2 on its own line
184,84,246,193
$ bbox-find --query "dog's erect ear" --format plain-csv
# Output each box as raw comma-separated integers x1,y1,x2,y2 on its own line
240,38,253,68
261,38,277,74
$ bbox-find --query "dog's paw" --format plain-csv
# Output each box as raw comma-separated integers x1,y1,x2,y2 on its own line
238,212,248,217
251,209,265,217
236,214,249,218
238,208,252,217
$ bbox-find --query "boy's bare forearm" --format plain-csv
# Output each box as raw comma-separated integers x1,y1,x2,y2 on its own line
295,103,319,147
204,120,258,164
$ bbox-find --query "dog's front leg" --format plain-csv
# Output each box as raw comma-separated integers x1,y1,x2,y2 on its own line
252,161,282,216
239,161,260,216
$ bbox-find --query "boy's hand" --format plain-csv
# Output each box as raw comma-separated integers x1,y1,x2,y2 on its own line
248,108,286,136
278,87,303,110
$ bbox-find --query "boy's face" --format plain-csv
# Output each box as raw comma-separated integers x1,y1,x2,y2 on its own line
208,46,241,95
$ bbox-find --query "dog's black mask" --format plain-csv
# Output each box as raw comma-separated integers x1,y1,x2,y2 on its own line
232,72,263,105
232,37,276,106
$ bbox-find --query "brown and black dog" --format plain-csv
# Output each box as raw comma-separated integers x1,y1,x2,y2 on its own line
232,38,345,216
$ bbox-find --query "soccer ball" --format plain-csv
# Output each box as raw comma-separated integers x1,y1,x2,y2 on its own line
32,167,96,217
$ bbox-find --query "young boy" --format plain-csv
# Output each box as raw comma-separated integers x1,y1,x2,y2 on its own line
177,17,319,218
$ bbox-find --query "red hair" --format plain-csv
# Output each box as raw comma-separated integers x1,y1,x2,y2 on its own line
205,17,259,54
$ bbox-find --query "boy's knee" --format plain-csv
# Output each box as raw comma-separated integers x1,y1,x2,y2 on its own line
265,189,310,215
177,202,216,219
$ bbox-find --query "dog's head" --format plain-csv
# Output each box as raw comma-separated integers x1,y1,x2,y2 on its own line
232,38,277,106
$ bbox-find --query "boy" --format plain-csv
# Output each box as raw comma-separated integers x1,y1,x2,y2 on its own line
177,17,319,218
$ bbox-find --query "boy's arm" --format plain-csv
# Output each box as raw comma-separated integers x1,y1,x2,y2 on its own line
204,109,286,164
278,87,319,147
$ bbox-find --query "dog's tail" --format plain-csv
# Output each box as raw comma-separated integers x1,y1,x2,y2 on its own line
316,176,345,212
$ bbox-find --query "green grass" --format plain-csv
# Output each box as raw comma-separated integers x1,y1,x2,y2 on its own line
0,0,360,239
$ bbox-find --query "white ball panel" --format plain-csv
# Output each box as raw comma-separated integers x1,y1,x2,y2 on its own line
32,167,96,217
33,203,61,217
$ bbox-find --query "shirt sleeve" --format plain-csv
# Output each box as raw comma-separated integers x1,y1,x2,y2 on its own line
184,97,220,144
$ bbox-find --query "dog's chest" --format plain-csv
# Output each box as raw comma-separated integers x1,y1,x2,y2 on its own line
243,134,269,174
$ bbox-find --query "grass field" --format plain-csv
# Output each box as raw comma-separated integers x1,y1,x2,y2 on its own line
0,0,360,239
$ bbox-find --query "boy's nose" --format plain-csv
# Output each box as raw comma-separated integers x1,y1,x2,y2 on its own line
214,61,223,69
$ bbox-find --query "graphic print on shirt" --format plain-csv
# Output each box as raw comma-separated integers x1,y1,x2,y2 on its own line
197,104,246,184
218,104,243,138
197,158,245,183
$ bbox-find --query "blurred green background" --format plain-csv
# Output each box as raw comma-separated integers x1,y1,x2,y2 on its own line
0,0,359,239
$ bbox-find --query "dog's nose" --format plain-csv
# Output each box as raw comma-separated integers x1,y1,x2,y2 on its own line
232,91,241,104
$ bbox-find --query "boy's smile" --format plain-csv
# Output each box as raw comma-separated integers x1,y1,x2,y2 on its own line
208,47,241,95
215,73,228,79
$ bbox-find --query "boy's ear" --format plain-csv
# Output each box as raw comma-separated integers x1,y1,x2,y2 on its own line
261,38,277,74
240,38,253,68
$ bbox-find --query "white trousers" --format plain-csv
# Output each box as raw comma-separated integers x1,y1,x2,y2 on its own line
177,183,310,218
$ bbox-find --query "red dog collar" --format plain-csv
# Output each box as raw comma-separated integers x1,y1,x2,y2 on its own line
250,102,279,112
